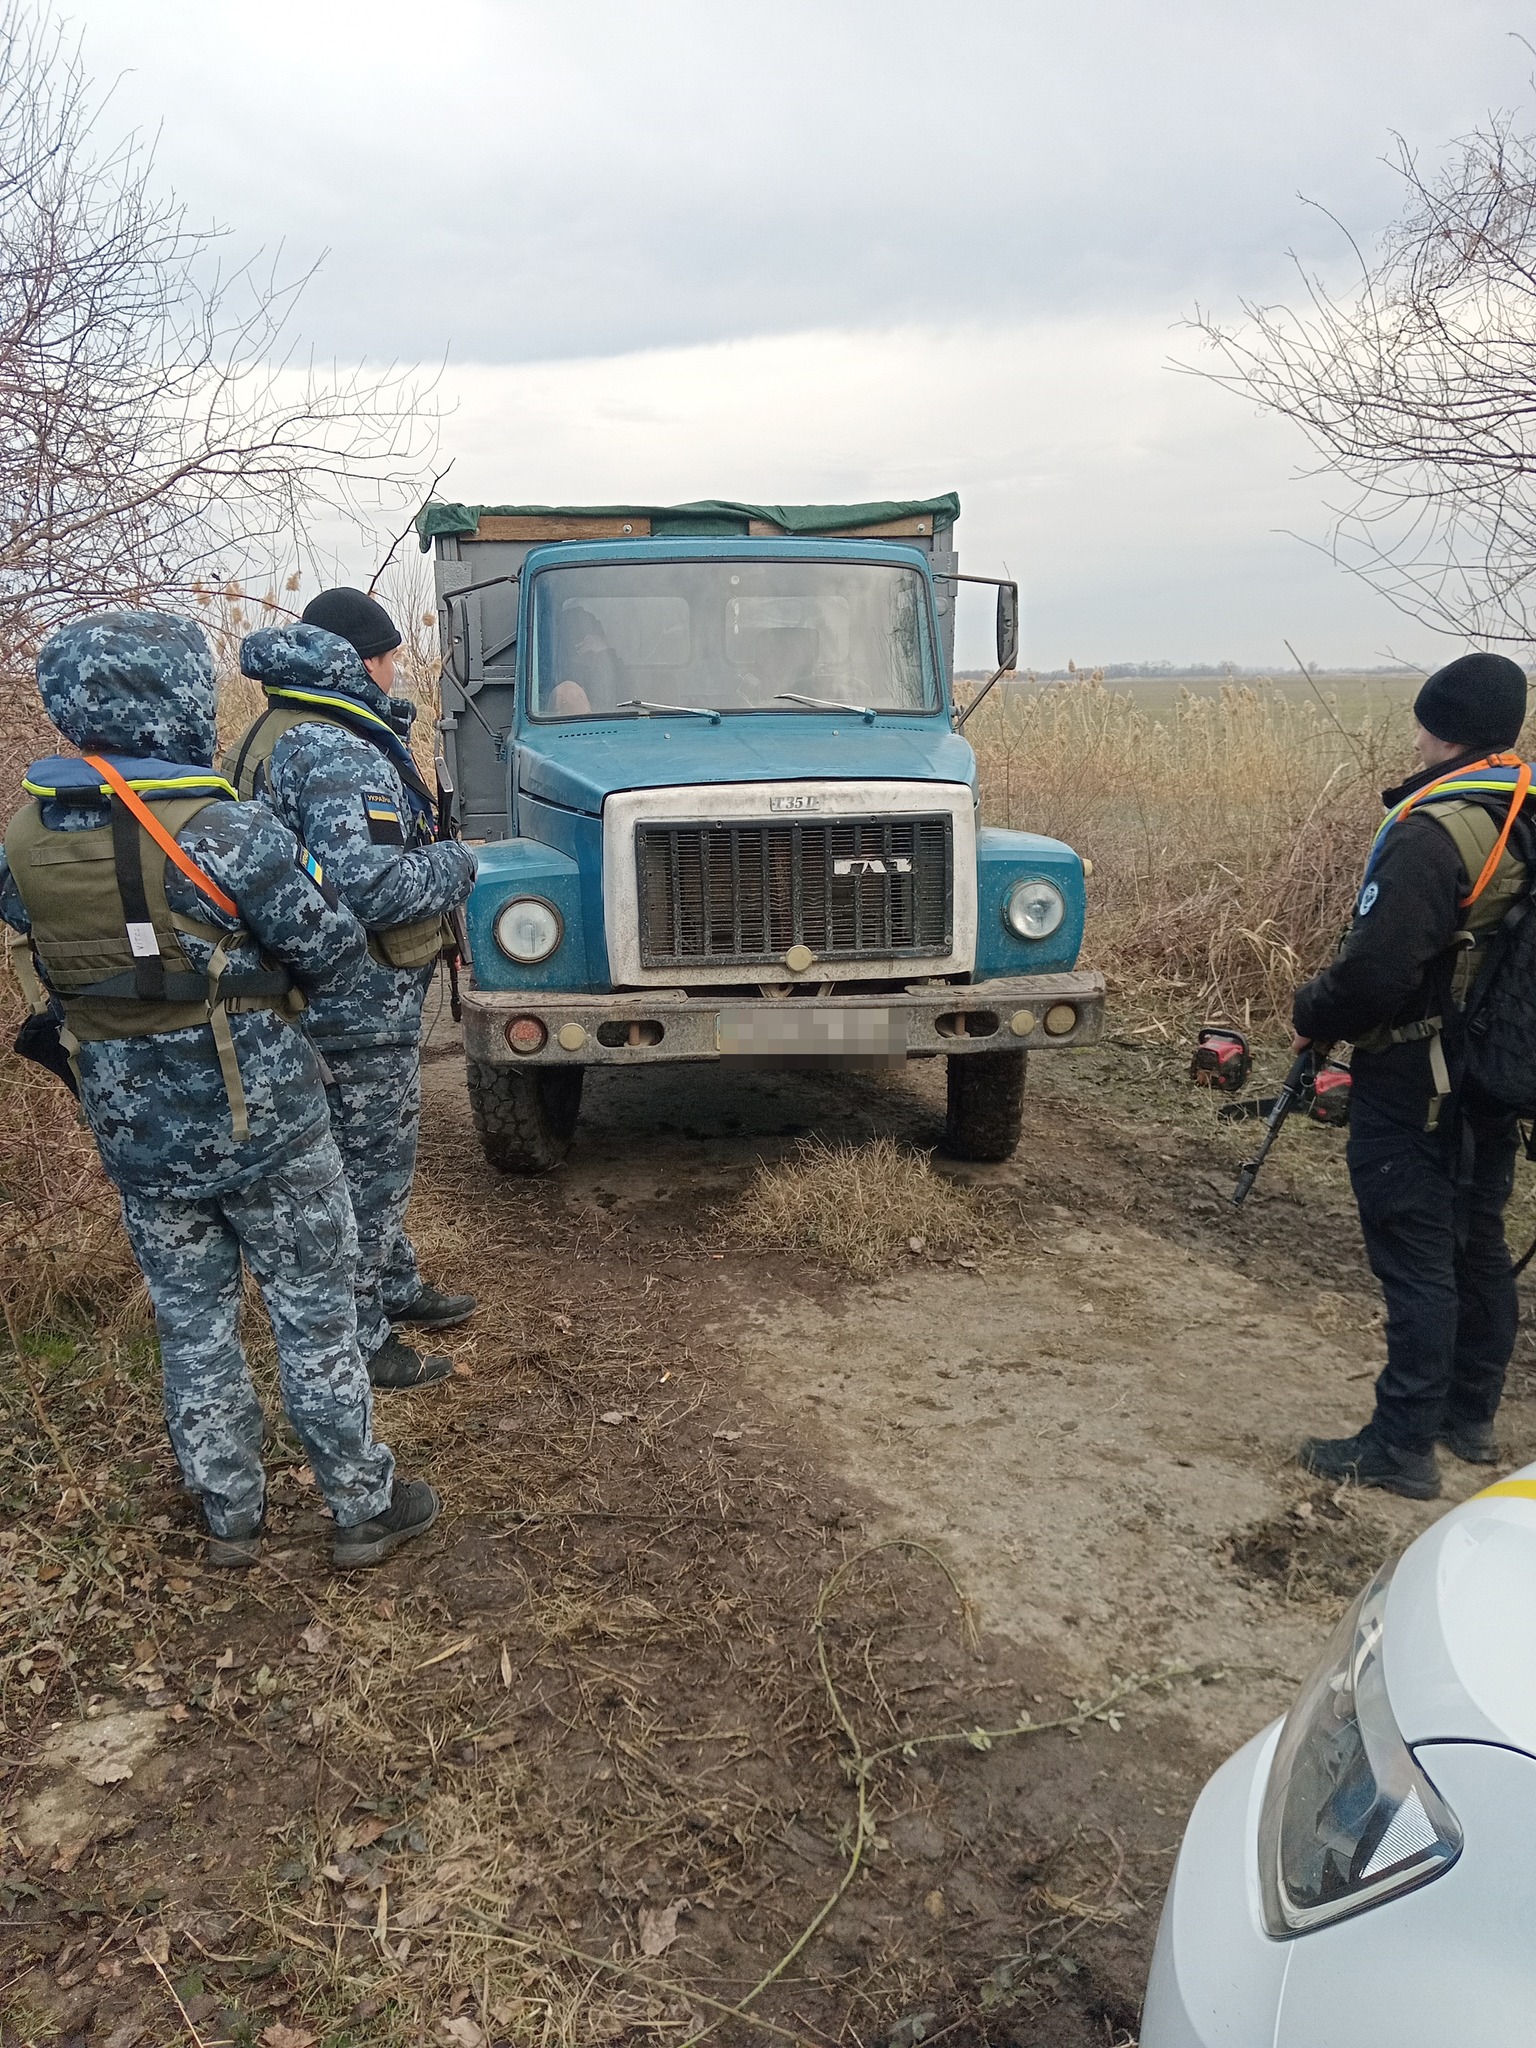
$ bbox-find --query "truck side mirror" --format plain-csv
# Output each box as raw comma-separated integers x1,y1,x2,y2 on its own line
996,583,1019,672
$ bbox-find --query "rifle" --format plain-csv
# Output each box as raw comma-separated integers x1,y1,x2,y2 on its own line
1228,1049,1316,1207
435,751,468,1024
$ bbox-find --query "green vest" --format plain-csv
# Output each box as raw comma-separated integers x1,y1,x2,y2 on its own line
4,797,299,1140
225,704,449,972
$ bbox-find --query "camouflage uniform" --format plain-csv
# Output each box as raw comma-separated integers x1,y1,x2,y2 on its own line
0,612,394,1538
237,626,476,1357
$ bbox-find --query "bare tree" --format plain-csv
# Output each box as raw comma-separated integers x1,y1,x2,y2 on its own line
1188,109,1536,648
0,0,435,679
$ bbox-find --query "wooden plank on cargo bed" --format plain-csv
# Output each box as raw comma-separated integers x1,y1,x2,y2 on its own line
747,515,937,538
472,514,653,540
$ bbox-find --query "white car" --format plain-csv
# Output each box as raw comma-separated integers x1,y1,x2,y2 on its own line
1142,1464,1536,2046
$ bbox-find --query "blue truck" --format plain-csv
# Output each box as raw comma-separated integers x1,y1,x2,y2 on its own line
418,494,1104,1172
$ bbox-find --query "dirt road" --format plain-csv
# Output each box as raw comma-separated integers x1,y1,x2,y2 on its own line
7,1024,1534,2047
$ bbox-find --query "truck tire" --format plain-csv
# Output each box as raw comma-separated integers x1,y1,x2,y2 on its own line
943,1049,1026,1162
466,1060,584,1174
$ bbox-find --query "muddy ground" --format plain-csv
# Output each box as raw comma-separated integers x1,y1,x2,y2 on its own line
4,1016,1535,2048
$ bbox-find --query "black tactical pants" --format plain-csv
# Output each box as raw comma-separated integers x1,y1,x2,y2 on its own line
1348,1092,1521,1454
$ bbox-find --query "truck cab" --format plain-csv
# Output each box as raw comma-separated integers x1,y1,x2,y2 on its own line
421,494,1104,1171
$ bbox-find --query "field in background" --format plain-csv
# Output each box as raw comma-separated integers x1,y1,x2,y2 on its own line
966,672,1434,1029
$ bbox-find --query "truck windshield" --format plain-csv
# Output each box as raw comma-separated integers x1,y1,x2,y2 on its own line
528,559,937,720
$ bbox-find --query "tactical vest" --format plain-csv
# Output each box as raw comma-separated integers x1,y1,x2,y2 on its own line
1355,790,1531,1125
4,767,300,1141
226,701,450,972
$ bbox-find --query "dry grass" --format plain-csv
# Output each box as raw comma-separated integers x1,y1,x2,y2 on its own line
731,1136,986,1277
967,676,1412,1029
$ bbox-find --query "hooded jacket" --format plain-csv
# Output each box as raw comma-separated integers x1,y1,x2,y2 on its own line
235,626,476,1052
0,612,372,1197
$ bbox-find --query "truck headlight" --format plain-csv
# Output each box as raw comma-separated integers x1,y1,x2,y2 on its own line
495,897,562,964
1004,878,1065,940
1258,1560,1461,1937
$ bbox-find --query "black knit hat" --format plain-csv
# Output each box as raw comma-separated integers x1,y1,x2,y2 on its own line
1414,651,1528,751
300,586,402,661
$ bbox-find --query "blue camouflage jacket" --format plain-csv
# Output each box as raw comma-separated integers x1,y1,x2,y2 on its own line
0,612,373,1199
237,626,476,1052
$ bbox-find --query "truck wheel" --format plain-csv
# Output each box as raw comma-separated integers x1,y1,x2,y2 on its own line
466,1060,584,1174
943,1050,1026,1162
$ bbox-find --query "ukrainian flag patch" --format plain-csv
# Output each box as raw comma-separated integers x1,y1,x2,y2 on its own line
363,790,405,846
297,844,339,908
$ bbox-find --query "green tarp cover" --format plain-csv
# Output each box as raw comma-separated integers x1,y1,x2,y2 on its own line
415,493,959,549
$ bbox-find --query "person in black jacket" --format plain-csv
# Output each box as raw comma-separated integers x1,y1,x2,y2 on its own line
1293,651,1529,1499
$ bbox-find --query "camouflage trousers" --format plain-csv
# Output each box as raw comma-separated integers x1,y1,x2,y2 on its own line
118,1126,395,1537
321,1042,425,1359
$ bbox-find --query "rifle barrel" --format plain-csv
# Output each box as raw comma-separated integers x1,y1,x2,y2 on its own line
1231,1051,1314,1207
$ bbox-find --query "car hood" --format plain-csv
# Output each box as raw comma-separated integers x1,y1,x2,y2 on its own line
1384,1461,1536,1753
515,715,978,815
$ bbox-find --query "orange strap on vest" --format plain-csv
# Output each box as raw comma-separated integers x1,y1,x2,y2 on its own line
1388,751,1531,909
83,754,240,918
1462,760,1533,908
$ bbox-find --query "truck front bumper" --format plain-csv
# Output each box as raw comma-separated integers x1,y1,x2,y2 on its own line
461,971,1105,1067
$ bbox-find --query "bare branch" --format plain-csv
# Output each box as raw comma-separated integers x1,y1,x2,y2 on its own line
1181,104,1536,649
0,0,438,700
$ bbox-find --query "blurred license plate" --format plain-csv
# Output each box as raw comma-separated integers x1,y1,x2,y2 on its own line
717,1006,907,1066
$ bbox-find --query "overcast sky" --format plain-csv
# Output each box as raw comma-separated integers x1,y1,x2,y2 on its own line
70,0,1533,667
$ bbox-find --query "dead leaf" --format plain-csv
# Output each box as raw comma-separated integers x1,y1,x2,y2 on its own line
350,1815,391,1848
451,1362,474,1378
439,2019,487,2048
261,2025,319,2048
136,1927,170,1967
499,1644,512,1689
167,1703,189,1724
393,1894,440,1929
81,1759,133,1786
638,1898,687,1956
956,1255,979,1270
908,1235,927,1254
373,1597,396,1620
293,1466,316,1487
214,1648,235,1671
470,1727,519,1759
299,1621,329,1656
50,1838,87,1873
416,1634,476,1673
598,1410,634,1426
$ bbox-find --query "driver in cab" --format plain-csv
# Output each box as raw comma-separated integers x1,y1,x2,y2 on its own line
546,608,620,716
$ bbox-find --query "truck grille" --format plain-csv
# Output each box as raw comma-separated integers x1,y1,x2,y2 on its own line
637,816,952,968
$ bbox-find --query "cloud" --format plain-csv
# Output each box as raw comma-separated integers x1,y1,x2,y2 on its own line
430,320,1433,667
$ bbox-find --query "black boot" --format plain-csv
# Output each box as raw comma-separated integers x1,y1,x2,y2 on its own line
367,1333,453,1391
206,1516,264,1570
333,1479,440,1569
393,1284,477,1330
1438,1418,1500,1465
1298,1423,1441,1500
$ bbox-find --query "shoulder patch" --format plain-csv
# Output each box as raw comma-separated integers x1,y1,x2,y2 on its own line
297,844,340,909
362,790,405,846
1357,881,1380,917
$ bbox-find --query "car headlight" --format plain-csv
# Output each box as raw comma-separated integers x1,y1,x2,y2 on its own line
1004,878,1065,940
494,897,562,964
1258,1560,1462,1937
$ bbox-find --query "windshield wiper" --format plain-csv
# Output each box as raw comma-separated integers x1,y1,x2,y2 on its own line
619,698,722,725
774,692,877,723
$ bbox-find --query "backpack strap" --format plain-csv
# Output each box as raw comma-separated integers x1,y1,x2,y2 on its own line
84,755,239,916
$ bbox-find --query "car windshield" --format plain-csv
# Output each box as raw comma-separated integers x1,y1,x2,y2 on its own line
528,559,937,720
